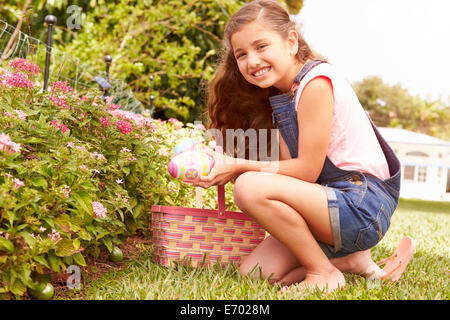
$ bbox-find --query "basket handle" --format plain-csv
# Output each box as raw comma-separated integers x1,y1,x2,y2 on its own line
194,145,227,216
217,185,226,216
214,145,227,217
194,184,227,217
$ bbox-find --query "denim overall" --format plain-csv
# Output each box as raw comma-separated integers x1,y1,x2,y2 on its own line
269,60,401,258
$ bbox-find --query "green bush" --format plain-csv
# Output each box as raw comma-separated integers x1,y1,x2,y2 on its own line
0,58,234,299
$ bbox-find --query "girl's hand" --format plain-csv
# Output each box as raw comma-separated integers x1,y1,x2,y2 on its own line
188,148,240,189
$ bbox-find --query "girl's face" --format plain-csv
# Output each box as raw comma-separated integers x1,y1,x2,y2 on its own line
230,19,300,92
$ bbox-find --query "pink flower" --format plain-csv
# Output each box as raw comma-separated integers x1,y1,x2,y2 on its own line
12,178,25,189
50,81,73,94
168,118,183,129
108,109,155,130
5,173,24,189
50,120,68,133
149,122,158,131
8,58,39,75
39,226,47,232
0,133,21,154
92,201,107,218
90,152,105,160
108,104,122,111
194,123,206,131
5,72,33,88
115,120,132,134
4,109,27,120
99,117,110,127
62,185,71,198
120,147,131,153
116,178,123,184
60,123,68,134
48,229,62,243
81,95,88,101
48,95,68,109
15,109,26,120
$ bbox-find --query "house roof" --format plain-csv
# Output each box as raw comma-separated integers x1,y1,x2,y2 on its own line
378,127,450,147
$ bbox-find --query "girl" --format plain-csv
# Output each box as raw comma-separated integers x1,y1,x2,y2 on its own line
194,0,415,293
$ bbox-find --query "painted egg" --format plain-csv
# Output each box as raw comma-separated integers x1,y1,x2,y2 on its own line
168,150,214,181
173,138,201,156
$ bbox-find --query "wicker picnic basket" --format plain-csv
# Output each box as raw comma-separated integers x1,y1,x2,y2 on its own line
151,185,266,267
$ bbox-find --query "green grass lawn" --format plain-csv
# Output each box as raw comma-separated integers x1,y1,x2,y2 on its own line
59,198,450,300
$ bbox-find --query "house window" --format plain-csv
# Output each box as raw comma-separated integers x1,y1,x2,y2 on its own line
417,166,427,183
404,166,415,181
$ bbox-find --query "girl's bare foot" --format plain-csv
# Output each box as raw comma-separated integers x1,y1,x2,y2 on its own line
378,236,416,281
296,267,345,293
330,249,385,280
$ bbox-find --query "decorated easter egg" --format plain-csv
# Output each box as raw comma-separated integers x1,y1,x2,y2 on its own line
173,138,201,156
168,150,214,181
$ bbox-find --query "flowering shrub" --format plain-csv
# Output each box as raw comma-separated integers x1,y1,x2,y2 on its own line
0,58,225,299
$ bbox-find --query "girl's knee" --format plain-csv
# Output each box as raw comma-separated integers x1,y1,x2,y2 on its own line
239,260,284,284
233,171,264,210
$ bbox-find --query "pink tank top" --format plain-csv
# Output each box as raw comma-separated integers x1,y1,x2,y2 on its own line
294,63,390,180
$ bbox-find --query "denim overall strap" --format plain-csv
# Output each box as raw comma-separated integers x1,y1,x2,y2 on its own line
269,60,327,159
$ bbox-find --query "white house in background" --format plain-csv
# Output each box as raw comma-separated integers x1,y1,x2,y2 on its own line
378,127,450,201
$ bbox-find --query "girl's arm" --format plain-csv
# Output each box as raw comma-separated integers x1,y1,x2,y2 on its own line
198,77,334,187
242,76,334,182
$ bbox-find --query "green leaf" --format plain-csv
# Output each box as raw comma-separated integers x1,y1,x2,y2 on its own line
117,209,124,222
10,277,26,296
122,167,130,175
54,214,71,233
72,190,92,215
47,251,60,272
73,252,87,266
102,237,113,253
0,238,15,254
132,203,143,220
23,137,45,144
32,176,48,189
33,255,50,269
55,239,82,257
73,239,80,250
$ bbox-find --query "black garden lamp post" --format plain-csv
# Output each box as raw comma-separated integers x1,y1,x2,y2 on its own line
103,54,112,97
104,55,112,81
43,15,57,92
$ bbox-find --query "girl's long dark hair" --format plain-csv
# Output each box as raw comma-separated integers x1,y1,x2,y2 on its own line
206,0,314,160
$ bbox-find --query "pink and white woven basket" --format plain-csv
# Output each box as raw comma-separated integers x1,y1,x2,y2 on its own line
151,185,266,267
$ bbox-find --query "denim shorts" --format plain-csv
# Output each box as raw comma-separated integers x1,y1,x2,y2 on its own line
317,172,399,259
